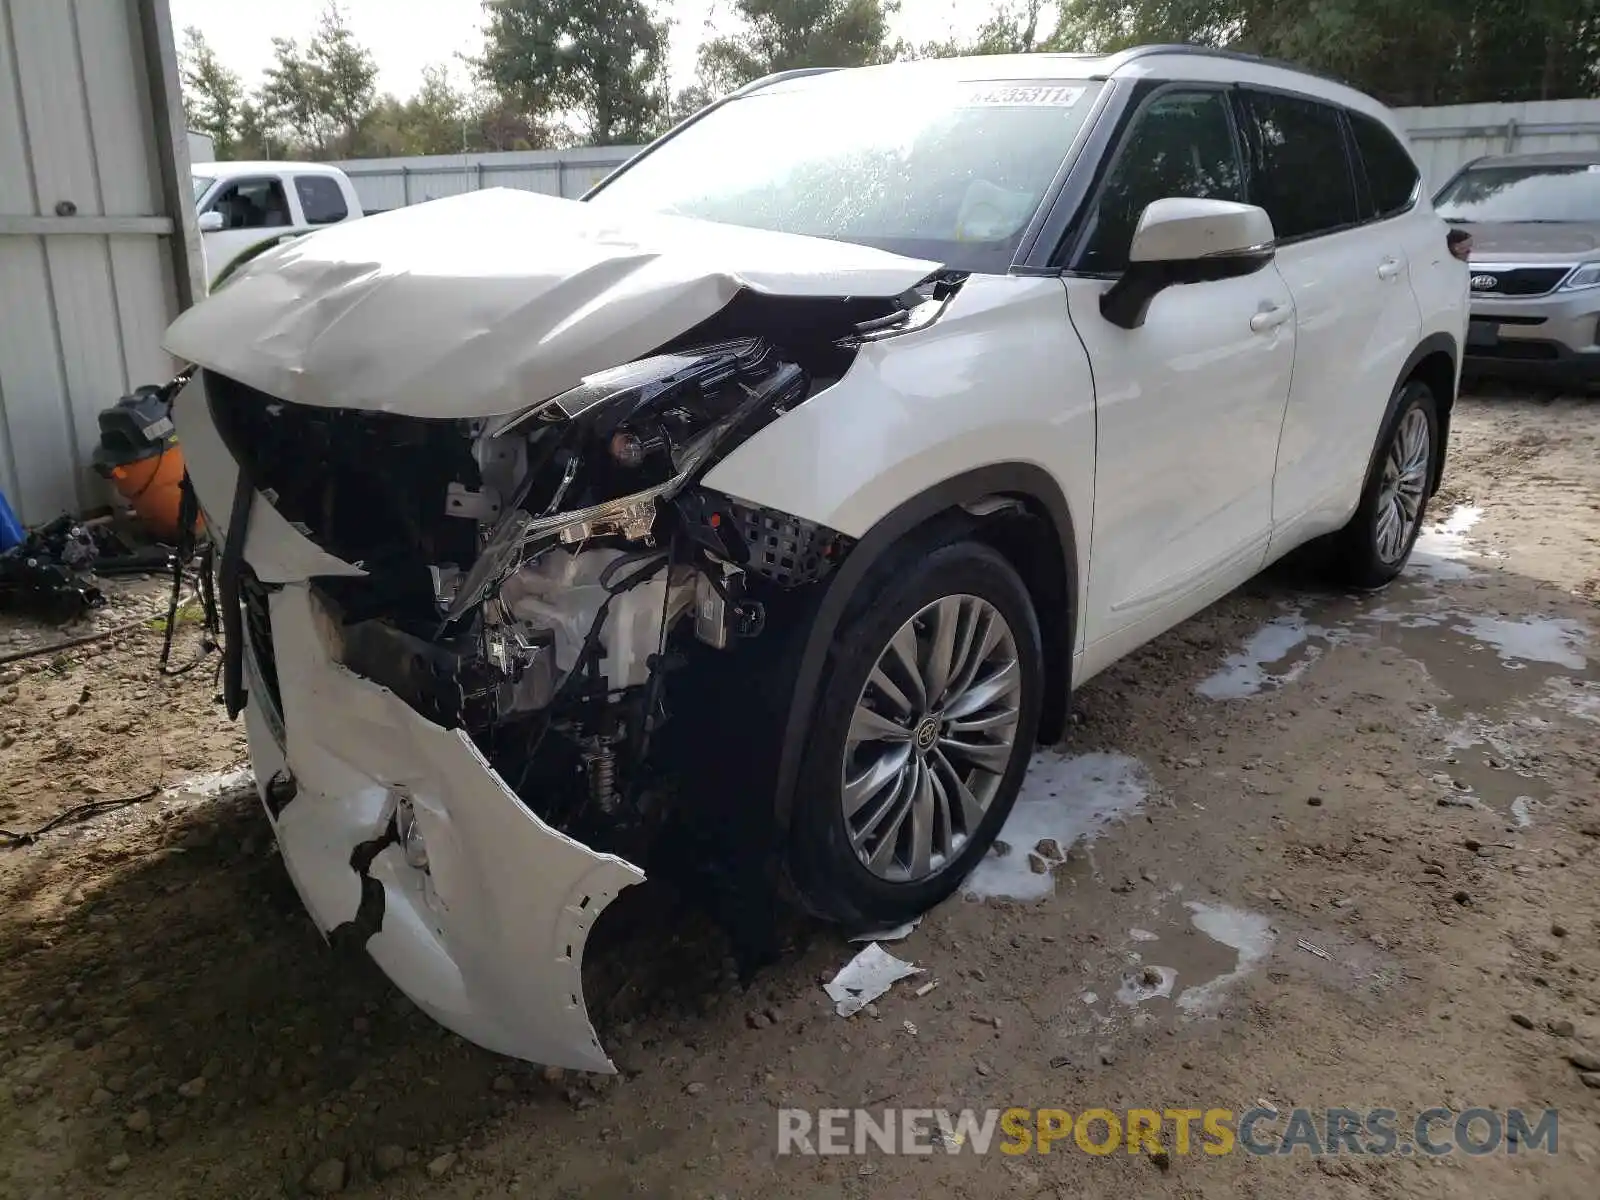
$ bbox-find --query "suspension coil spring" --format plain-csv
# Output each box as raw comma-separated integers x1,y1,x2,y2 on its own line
583,740,618,814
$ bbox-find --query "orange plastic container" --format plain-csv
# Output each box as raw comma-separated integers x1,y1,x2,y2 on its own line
92,386,201,543
106,445,192,542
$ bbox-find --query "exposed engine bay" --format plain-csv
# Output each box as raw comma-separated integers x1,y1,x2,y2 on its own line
203,278,962,903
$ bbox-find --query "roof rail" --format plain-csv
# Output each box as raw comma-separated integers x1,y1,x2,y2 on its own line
1106,43,1355,91
731,66,843,98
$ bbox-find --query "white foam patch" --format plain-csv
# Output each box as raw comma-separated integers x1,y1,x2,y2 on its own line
1116,965,1177,1005
1411,505,1482,581
963,750,1150,901
1452,614,1589,669
164,766,255,801
1175,902,1275,1015
1539,677,1600,724
1196,613,1325,699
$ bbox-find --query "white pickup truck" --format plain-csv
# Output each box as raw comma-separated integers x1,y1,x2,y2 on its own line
192,162,365,287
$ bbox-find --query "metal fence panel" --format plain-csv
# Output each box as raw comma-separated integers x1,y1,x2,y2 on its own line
333,147,641,212
1396,98,1600,187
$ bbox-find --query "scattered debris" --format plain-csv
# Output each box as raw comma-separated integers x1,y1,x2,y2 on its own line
912,980,939,998
848,916,921,943
824,943,923,1017
1116,965,1177,1005
1510,1013,1535,1030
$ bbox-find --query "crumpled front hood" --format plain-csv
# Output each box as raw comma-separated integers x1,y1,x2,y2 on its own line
163,188,940,418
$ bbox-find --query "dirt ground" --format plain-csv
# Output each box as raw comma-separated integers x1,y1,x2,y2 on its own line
1,389,1598,1200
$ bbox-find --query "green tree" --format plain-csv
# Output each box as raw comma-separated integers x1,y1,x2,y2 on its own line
178,26,244,158
307,1,379,155
234,99,274,160
255,2,377,157
257,36,331,153
695,0,898,98
478,0,667,145
1045,0,1600,106
901,0,1048,59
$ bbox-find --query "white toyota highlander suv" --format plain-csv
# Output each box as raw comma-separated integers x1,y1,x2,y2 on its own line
163,47,1469,1071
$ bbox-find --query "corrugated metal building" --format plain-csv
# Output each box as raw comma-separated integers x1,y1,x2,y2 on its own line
0,0,202,526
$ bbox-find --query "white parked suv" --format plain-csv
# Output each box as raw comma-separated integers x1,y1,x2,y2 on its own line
164,47,1468,1071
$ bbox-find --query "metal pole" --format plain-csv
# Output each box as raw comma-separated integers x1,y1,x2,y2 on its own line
134,0,206,310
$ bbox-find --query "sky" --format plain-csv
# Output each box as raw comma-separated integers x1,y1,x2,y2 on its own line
164,1,1024,99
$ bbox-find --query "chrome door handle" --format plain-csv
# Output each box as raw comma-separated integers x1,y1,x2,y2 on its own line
1377,258,1402,280
1249,304,1292,333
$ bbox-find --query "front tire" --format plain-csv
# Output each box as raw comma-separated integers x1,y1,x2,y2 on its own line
787,539,1043,926
1324,378,1440,589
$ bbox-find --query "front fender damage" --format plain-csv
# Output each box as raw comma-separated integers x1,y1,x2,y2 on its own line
246,585,642,1072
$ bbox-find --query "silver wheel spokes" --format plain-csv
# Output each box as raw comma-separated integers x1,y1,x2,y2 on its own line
1375,406,1431,564
842,595,1022,883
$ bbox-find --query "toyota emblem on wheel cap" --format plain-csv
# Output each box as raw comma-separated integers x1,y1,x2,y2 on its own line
1471,274,1499,290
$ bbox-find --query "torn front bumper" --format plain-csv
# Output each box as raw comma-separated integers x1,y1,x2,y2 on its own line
239,577,643,1073
171,370,644,1071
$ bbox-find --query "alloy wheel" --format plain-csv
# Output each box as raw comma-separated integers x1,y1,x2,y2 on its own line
1374,405,1431,564
841,594,1023,882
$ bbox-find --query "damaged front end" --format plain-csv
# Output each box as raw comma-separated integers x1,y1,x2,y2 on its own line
172,272,957,1069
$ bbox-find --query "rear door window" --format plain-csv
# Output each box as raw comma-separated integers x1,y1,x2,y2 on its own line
294,175,349,225
1236,90,1360,241
1349,112,1421,219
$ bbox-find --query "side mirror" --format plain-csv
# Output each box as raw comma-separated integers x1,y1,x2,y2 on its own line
1100,198,1276,330
197,211,224,233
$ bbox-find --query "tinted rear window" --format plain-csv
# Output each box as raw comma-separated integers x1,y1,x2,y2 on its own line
1237,91,1359,240
295,175,348,225
1349,112,1420,218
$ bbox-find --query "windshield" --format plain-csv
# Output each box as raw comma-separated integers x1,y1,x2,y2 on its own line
587,78,1103,272
1435,163,1600,223
192,175,214,203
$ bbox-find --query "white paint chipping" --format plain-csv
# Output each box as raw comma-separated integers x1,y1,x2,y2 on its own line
1175,902,1275,1015
963,751,1150,901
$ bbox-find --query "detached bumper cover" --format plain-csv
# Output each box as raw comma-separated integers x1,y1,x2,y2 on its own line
242,584,643,1072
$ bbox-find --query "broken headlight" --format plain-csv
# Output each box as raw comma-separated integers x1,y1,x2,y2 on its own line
443,345,807,625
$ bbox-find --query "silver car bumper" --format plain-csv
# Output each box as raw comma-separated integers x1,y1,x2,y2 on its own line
1467,285,1600,381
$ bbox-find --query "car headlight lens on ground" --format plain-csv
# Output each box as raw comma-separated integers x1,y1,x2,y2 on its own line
1560,263,1600,291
